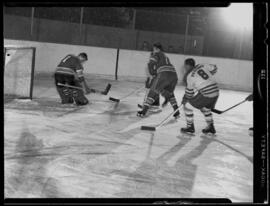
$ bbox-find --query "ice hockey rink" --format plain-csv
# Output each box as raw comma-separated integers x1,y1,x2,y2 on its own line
4,74,253,201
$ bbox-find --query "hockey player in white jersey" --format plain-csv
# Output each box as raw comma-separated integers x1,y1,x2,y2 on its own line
181,58,219,134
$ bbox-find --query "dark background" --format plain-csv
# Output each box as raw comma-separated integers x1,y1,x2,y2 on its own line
3,7,253,62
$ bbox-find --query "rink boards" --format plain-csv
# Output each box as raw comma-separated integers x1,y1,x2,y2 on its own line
4,39,252,92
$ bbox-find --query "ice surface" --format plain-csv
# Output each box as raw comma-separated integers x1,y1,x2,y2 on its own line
4,75,253,201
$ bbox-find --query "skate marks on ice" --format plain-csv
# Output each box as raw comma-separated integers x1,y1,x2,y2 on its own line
5,125,62,198
193,135,253,201
103,102,138,119
4,79,253,200
5,123,138,197
114,135,198,197
117,111,179,134
199,134,253,163
114,133,252,200
4,98,83,117
4,97,116,118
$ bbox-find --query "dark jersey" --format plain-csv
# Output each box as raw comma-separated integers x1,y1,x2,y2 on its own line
148,51,176,75
58,55,83,72
56,55,84,78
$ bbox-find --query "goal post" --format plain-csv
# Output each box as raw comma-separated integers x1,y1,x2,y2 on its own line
4,46,36,100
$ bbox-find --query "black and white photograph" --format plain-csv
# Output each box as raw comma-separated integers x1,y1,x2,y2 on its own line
2,2,268,204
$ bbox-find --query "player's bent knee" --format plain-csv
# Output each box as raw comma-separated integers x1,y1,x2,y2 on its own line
160,90,171,100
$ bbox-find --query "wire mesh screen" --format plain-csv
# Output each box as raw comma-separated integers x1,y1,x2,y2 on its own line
135,10,187,34
34,7,81,23
83,7,133,28
4,7,32,17
4,47,35,100
3,7,252,60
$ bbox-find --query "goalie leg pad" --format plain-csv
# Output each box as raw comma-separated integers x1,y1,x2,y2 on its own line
55,73,74,104
72,89,89,105
56,86,74,104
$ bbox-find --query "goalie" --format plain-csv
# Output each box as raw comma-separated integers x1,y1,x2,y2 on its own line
181,58,219,134
54,53,90,105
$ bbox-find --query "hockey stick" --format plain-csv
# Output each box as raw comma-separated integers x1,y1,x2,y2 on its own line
57,83,111,95
109,86,145,103
90,83,111,95
211,94,252,114
141,104,182,131
57,83,84,91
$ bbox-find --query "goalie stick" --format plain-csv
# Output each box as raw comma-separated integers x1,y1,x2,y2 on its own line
91,83,111,95
141,104,183,131
109,86,144,103
57,83,111,95
57,83,84,91
211,94,252,114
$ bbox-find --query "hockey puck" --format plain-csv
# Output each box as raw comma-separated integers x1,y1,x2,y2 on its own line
109,97,120,102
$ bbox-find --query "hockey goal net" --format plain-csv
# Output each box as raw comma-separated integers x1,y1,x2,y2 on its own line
4,46,36,100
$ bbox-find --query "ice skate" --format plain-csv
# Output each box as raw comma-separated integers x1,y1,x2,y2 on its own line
181,123,195,134
202,123,216,135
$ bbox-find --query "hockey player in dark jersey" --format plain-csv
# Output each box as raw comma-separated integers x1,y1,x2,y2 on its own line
142,52,160,111
54,53,90,105
137,42,180,118
181,58,219,134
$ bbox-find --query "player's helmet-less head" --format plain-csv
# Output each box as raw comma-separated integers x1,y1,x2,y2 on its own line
78,53,88,62
184,58,196,67
184,58,196,74
153,42,163,52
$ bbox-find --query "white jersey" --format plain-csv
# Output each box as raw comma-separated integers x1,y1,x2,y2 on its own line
185,64,219,98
